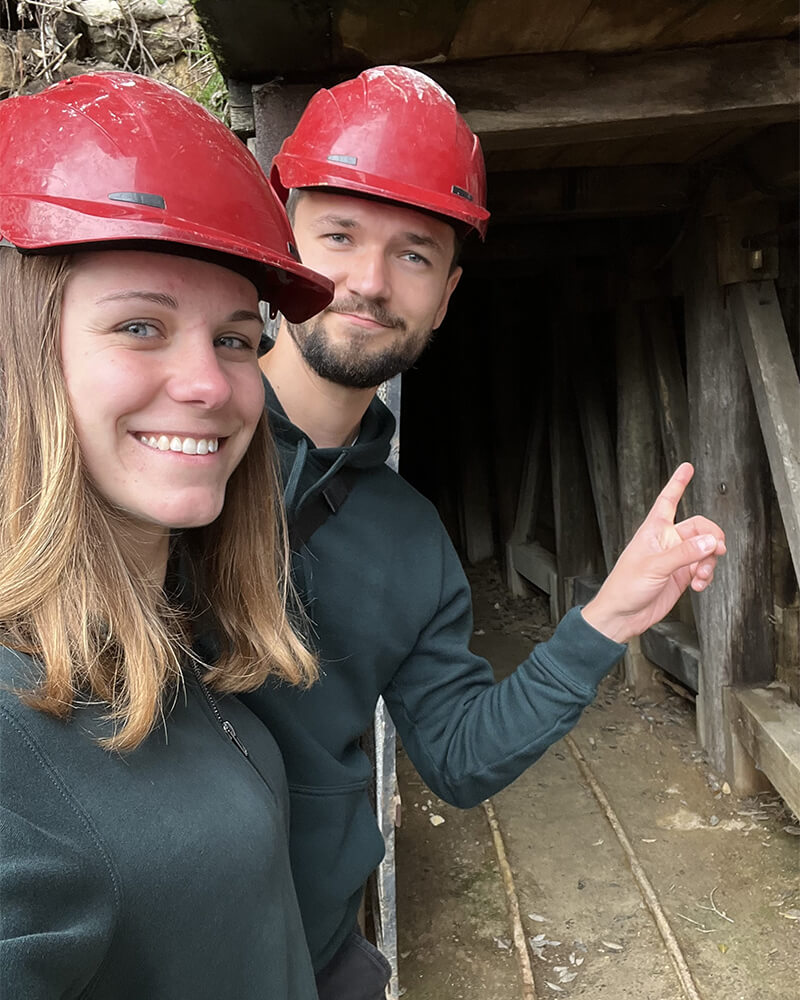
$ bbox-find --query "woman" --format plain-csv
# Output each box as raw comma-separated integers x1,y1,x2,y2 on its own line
0,73,333,998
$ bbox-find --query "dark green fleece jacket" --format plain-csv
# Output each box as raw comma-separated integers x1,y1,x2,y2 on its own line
241,379,627,972
0,646,317,999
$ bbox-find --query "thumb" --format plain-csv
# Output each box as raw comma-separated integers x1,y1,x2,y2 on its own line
655,533,717,578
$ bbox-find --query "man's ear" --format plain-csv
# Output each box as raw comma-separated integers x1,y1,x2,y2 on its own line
432,265,462,331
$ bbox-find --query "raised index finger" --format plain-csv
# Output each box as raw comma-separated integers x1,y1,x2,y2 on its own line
648,462,694,526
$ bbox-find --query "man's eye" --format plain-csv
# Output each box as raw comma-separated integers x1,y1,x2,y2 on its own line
403,252,430,266
325,233,350,244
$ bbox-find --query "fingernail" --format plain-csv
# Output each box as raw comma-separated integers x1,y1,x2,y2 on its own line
698,535,716,553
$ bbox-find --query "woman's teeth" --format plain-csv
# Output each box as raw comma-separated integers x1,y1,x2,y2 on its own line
138,434,219,455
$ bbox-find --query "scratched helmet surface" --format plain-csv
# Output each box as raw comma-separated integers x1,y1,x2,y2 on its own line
271,66,490,240
0,71,333,322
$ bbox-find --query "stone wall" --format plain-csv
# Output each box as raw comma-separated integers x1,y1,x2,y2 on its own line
1,0,225,116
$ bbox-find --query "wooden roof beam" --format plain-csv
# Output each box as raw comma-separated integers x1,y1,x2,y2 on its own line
423,40,799,152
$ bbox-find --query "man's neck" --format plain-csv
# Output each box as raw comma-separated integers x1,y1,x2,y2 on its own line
260,324,376,449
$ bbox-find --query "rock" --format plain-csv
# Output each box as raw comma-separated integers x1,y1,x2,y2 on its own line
129,0,191,21
73,0,125,26
0,40,15,93
141,18,188,63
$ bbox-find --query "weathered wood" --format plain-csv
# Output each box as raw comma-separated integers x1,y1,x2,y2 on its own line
716,198,780,285
252,82,318,172
227,79,255,138
727,686,800,817
574,344,621,573
616,298,662,694
684,208,773,772
431,41,800,153
730,281,800,585
506,396,546,597
550,321,604,612
510,541,559,622
640,621,700,693
642,300,690,476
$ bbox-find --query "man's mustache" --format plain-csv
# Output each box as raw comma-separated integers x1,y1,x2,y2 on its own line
326,297,406,331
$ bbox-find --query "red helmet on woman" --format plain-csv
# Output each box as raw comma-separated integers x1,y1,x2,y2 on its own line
0,72,333,322
271,66,490,240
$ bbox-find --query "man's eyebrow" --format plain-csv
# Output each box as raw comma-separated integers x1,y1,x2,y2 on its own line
225,309,263,324
309,214,360,230
403,231,444,254
95,290,179,309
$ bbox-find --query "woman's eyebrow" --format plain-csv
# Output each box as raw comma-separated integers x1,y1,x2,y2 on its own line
95,290,179,309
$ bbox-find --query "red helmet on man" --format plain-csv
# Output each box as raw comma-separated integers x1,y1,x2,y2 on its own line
0,72,333,322
271,66,490,240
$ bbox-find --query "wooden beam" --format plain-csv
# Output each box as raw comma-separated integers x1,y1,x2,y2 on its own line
505,396,546,597
684,207,773,771
575,347,621,573
509,542,559,622
616,298,662,695
550,318,604,614
730,281,800,585
427,41,799,152
727,686,800,818
640,621,700,693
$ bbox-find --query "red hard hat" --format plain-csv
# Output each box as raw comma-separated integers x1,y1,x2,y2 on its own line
0,72,333,322
271,66,490,240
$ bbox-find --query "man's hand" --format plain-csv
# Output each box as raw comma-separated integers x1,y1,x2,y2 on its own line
582,463,726,644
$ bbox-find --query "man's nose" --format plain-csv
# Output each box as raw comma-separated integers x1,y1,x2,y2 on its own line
345,247,391,301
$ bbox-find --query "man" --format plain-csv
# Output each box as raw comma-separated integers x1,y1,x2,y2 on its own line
243,66,726,999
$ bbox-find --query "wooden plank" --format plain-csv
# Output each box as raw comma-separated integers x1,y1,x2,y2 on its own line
616,298,662,694
505,397,546,597
640,621,700,693
252,82,318,171
574,341,621,573
728,686,800,818
510,541,559,622
449,0,592,60
641,299,691,517
428,41,800,153
730,281,800,585
684,206,773,772
550,319,604,614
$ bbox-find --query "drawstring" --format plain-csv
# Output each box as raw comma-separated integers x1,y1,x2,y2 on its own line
283,437,308,512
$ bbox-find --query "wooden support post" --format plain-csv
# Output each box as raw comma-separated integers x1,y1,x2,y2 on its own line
683,207,773,774
575,354,621,572
505,396,546,597
252,82,317,172
726,687,800,811
729,281,800,585
550,319,604,619
616,299,663,698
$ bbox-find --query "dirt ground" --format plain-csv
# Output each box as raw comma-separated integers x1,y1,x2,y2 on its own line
396,563,800,999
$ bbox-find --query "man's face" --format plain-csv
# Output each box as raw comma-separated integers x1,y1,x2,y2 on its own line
285,190,462,388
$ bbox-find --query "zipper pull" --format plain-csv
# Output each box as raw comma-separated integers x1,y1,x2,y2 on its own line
222,720,249,758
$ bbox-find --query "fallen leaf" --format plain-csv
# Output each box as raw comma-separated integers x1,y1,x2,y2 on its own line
429,814,445,826
602,941,623,952
545,983,565,993
780,909,800,920
528,913,547,922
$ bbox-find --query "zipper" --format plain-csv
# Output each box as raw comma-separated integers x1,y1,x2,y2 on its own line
189,661,249,758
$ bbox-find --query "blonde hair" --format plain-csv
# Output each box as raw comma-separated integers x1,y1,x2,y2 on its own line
0,250,317,751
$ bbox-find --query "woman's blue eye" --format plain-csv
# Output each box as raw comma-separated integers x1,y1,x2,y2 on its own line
216,335,254,351
119,320,156,338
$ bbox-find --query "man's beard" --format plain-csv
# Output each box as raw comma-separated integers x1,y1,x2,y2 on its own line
286,296,433,389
